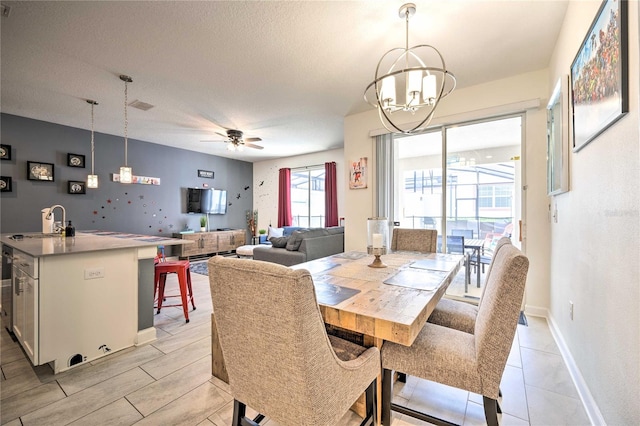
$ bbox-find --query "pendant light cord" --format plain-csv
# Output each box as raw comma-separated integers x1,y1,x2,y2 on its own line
90,102,95,175
124,79,129,167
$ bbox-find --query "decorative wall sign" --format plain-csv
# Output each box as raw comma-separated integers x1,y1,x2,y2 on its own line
67,153,86,168
0,176,12,192
112,173,161,185
27,161,55,181
349,157,368,189
571,0,628,152
198,169,214,179
0,144,11,161
68,180,86,194
547,76,570,196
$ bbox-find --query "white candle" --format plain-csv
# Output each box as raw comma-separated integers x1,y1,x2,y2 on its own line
372,233,383,248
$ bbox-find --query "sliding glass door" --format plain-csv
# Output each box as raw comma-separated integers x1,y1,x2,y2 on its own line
390,115,523,299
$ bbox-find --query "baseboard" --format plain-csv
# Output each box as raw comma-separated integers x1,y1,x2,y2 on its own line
523,303,548,318
135,327,157,346
528,309,606,426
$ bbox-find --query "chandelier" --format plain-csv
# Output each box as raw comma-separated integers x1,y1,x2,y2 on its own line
364,3,456,134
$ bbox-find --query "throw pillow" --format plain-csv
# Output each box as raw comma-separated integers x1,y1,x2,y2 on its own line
269,236,289,248
285,230,305,251
267,226,284,239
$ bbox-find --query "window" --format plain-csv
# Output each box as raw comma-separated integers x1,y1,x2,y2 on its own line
290,168,325,227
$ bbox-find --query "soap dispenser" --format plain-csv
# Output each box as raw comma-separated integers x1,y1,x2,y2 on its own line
65,220,76,237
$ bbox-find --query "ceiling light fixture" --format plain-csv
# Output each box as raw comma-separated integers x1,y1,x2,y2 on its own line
86,99,99,189
364,3,456,134
119,75,133,184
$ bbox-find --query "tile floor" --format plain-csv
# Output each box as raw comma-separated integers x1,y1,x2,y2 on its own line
0,263,590,425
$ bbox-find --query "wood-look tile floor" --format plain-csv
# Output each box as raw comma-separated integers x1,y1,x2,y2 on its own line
0,265,589,425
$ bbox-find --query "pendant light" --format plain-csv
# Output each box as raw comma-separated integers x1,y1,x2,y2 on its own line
86,99,99,188
364,3,456,134
119,75,133,183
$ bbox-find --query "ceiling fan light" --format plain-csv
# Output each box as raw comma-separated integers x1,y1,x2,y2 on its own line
237,144,244,152
227,143,235,151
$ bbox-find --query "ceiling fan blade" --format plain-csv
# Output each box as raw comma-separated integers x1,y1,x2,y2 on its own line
215,131,228,138
201,139,227,143
245,143,264,150
245,137,262,142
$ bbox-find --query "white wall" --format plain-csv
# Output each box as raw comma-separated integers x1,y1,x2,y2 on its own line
252,148,344,231
344,69,551,310
547,1,639,424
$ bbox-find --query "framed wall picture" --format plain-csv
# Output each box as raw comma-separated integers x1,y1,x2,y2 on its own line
349,157,368,189
0,176,12,192
0,144,11,161
68,181,86,194
67,153,86,168
27,161,55,181
547,76,570,196
571,0,628,152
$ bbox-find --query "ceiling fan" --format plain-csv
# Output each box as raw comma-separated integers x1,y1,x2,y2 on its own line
202,129,263,151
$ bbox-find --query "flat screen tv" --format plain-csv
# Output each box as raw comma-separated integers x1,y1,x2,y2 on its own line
187,188,227,214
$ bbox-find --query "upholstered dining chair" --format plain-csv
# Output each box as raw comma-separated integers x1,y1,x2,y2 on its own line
391,228,437,253
427,236,513,333
381,243,529,426
208,256,380,426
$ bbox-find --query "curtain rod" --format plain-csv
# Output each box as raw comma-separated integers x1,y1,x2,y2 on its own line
292,163,327,171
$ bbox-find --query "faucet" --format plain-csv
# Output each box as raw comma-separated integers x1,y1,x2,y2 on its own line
45,205,66,234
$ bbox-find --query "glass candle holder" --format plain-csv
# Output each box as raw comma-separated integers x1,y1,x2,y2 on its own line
367,217,389,268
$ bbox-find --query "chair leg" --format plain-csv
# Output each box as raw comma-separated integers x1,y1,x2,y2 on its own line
359,378,377,426
382,369,393,426
483,396,499,426
232,399,261,426
186,268,196,310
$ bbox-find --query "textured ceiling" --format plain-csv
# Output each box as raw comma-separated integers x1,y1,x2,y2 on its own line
0,1,568,162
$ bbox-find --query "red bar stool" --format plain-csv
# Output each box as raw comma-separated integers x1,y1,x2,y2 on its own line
154,249,195,323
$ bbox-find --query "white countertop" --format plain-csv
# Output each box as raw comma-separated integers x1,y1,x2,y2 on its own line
1,231,189,257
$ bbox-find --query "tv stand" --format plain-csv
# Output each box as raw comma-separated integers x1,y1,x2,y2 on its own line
173,229,246,259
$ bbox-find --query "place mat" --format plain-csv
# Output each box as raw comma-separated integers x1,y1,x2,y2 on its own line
410,258,459,272
290,261,340,275
314,282,360,306
332,251,368,260
383,269,447,291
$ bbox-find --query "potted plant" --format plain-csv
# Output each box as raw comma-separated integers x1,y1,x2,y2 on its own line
200,215,207,232
258,229,267,236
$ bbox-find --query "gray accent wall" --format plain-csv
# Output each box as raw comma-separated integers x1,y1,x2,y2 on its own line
0,114,253,247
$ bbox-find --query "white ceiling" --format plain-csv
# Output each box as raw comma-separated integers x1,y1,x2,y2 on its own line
0,1,568,163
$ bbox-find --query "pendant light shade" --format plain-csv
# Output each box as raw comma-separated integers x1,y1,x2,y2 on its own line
119,75,133,184
86,99,99,188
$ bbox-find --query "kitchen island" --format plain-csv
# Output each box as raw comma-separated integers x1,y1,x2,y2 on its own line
0,231,189,373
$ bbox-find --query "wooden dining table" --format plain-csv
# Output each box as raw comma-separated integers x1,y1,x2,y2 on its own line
210,250,464,424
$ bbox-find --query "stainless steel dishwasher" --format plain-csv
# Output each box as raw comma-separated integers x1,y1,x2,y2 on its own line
1,244,13,332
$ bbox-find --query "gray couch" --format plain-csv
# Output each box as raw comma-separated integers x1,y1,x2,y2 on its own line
252,226,344,266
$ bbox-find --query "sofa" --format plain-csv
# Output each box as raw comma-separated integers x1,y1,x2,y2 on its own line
252,226,344,266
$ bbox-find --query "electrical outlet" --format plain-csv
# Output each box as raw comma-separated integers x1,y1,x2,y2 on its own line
569,301,574,320
84,267,105,280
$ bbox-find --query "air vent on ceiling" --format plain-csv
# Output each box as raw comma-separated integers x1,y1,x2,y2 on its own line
1,4,11,18
128,100,154,111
